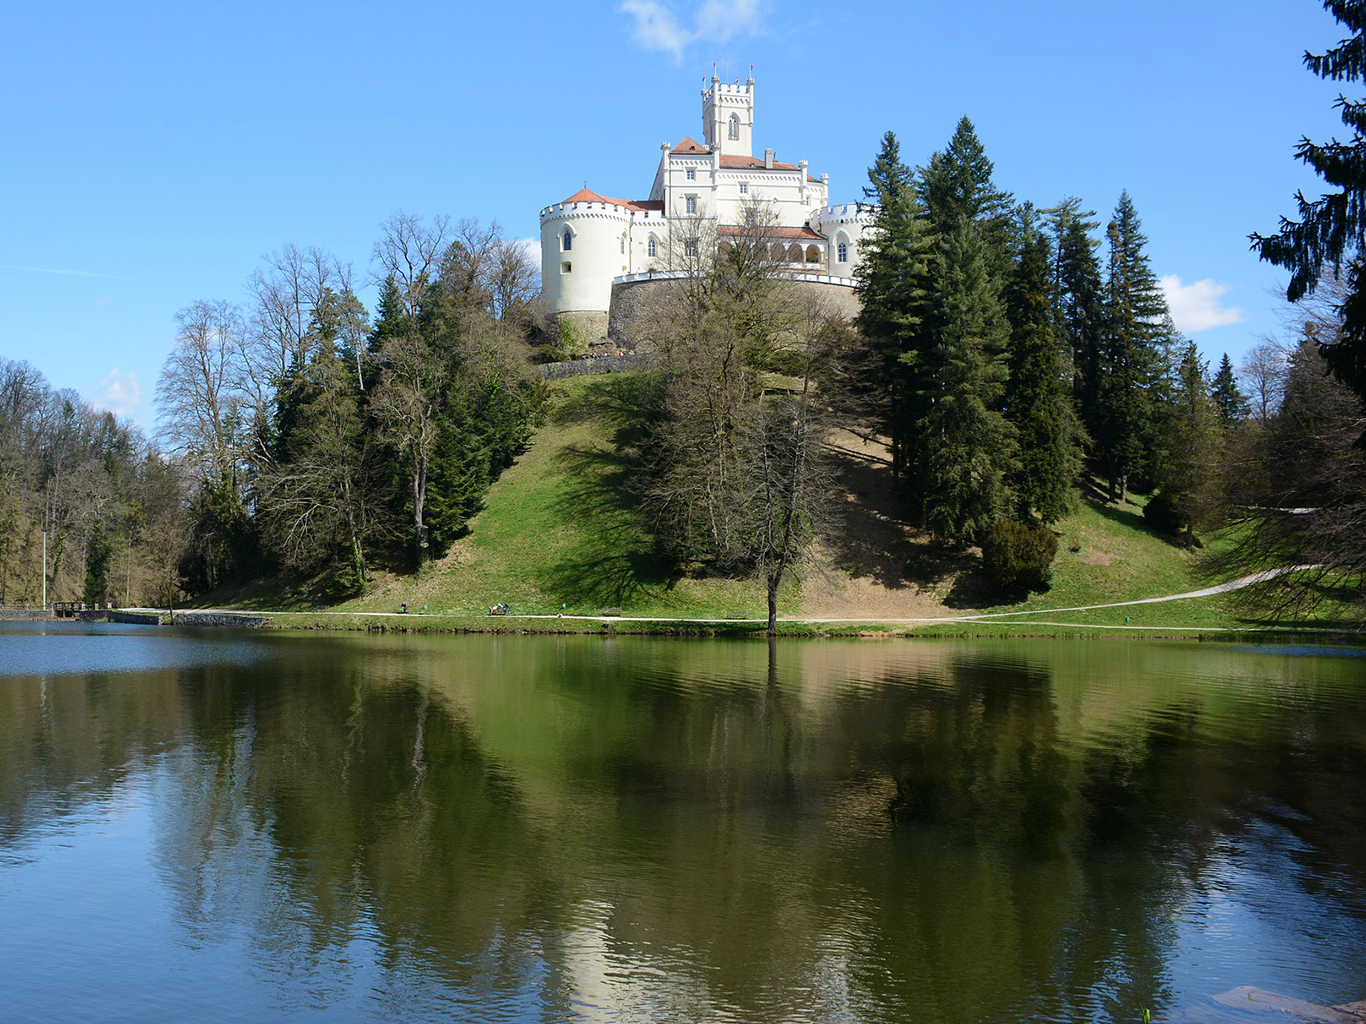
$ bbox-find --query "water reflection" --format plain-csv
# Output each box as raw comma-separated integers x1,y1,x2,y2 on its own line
1,630,1364,1022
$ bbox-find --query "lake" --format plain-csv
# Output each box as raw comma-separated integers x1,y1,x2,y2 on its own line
1,621,1364,1022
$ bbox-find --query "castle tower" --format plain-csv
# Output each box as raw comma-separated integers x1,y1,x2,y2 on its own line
702,72,753,157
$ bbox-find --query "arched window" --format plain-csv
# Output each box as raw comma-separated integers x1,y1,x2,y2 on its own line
620,233,626,255
836,233,849,264
805,244,820,264
562,228,572,252
647,236,657,258
788,243,802,263
728,113,739,140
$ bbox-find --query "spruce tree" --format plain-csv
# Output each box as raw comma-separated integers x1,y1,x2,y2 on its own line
1005,221,1082,523
1252,1,1366,405
1210,352,1249,426
1156,343,1223,547
919,218,1017,542
854,131,935,488
1098,192,1169,501
1046,200,1105,447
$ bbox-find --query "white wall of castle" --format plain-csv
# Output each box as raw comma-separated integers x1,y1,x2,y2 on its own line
539,76,874,318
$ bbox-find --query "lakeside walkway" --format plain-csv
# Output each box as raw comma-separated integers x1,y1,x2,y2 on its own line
114,566,1340,633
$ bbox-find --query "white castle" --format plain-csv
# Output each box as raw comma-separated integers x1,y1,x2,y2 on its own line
539,74,873,345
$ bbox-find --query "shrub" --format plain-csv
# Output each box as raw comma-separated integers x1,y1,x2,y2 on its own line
1143,491,1182,535
982,520,1059,591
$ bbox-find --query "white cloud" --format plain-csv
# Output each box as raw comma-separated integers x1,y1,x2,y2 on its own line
2,264,133,280
620,0,769,62
513,237,542,293
1159,275,1249,333
96,368,142,419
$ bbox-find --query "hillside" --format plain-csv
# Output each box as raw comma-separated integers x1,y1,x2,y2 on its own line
323,371,1251,632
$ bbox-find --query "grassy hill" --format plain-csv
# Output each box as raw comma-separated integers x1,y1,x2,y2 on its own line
231,371,1304,636
334,371,794,621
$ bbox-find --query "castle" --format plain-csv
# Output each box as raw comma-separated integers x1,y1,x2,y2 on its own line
539,74,872,346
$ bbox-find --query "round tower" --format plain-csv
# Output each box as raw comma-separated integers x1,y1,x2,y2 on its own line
812,203,874,279
539,189,636,346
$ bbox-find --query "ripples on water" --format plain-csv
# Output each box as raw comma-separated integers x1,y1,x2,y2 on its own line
1,628,1364,1022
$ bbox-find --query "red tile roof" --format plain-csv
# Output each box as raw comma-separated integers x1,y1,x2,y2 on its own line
559,188,663,213
670,136,708,155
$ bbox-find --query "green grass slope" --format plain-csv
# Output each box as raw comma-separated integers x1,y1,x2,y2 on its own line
338,373,794,621
233,371,1332,637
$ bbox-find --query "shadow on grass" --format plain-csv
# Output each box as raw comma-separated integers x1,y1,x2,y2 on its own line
537,406,683,608
820,440,918,590
550,371,663,433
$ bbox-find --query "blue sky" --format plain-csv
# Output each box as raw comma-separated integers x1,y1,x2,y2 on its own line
0,0,1352,430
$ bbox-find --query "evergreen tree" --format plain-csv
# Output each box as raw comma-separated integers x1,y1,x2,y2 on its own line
919,116,1014,273
1210,352,1249,426
1252,0,1366,406
919,218,1017,542
1156,343,1224,547
82,518,111,606
910,118,1018,540
1046,199,1106,446
854,131,935,488
1098,192,1169,501
1004,220,1082,523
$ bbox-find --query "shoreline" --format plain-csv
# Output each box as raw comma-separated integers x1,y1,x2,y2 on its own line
29,607,1359,644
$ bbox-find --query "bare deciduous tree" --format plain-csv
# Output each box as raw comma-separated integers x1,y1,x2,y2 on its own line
156,299,250,492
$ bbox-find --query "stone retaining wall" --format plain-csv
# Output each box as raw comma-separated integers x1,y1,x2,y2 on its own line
173,612,267,629
608,276,861,348
539,354,645,380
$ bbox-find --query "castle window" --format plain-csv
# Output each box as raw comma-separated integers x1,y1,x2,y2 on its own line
648,237,657,257
806,244,820,264
562,228,572,252
561,261,572,274
684,238,698,257
744,207,757,227
739,182,748,194
728,113,739,140
837,239,848,263
788,243,802,263
685,195,697,214
686,167,696,181
620,233,626,254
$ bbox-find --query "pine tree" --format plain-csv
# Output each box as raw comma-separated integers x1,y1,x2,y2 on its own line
1210,352,1249,426
1252,1,1366,405
919,116,1014,271
908,120,1018,540
919,218,1017,542
1098,192,1169,501
1005,220,1082,523
1046,200,1105,447
1156,343,1223,547
854,131,935,488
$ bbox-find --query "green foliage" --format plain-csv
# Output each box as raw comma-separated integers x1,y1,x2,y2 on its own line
919,218,1017,542
1210,353,1249,426
981,519,1058,591
1098,192,1171,497
1143,491,1182,535
556,317,588,358
1005,219,1083,523
1045,198,1105,445
855,131,936,488
1155,343,1223,546
82,519,111,606
1251,1,1366,405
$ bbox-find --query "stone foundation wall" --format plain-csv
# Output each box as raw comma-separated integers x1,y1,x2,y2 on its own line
608,276,861,349
554,310,610,350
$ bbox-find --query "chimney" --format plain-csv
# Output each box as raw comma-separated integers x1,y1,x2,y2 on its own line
764,148,774,169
